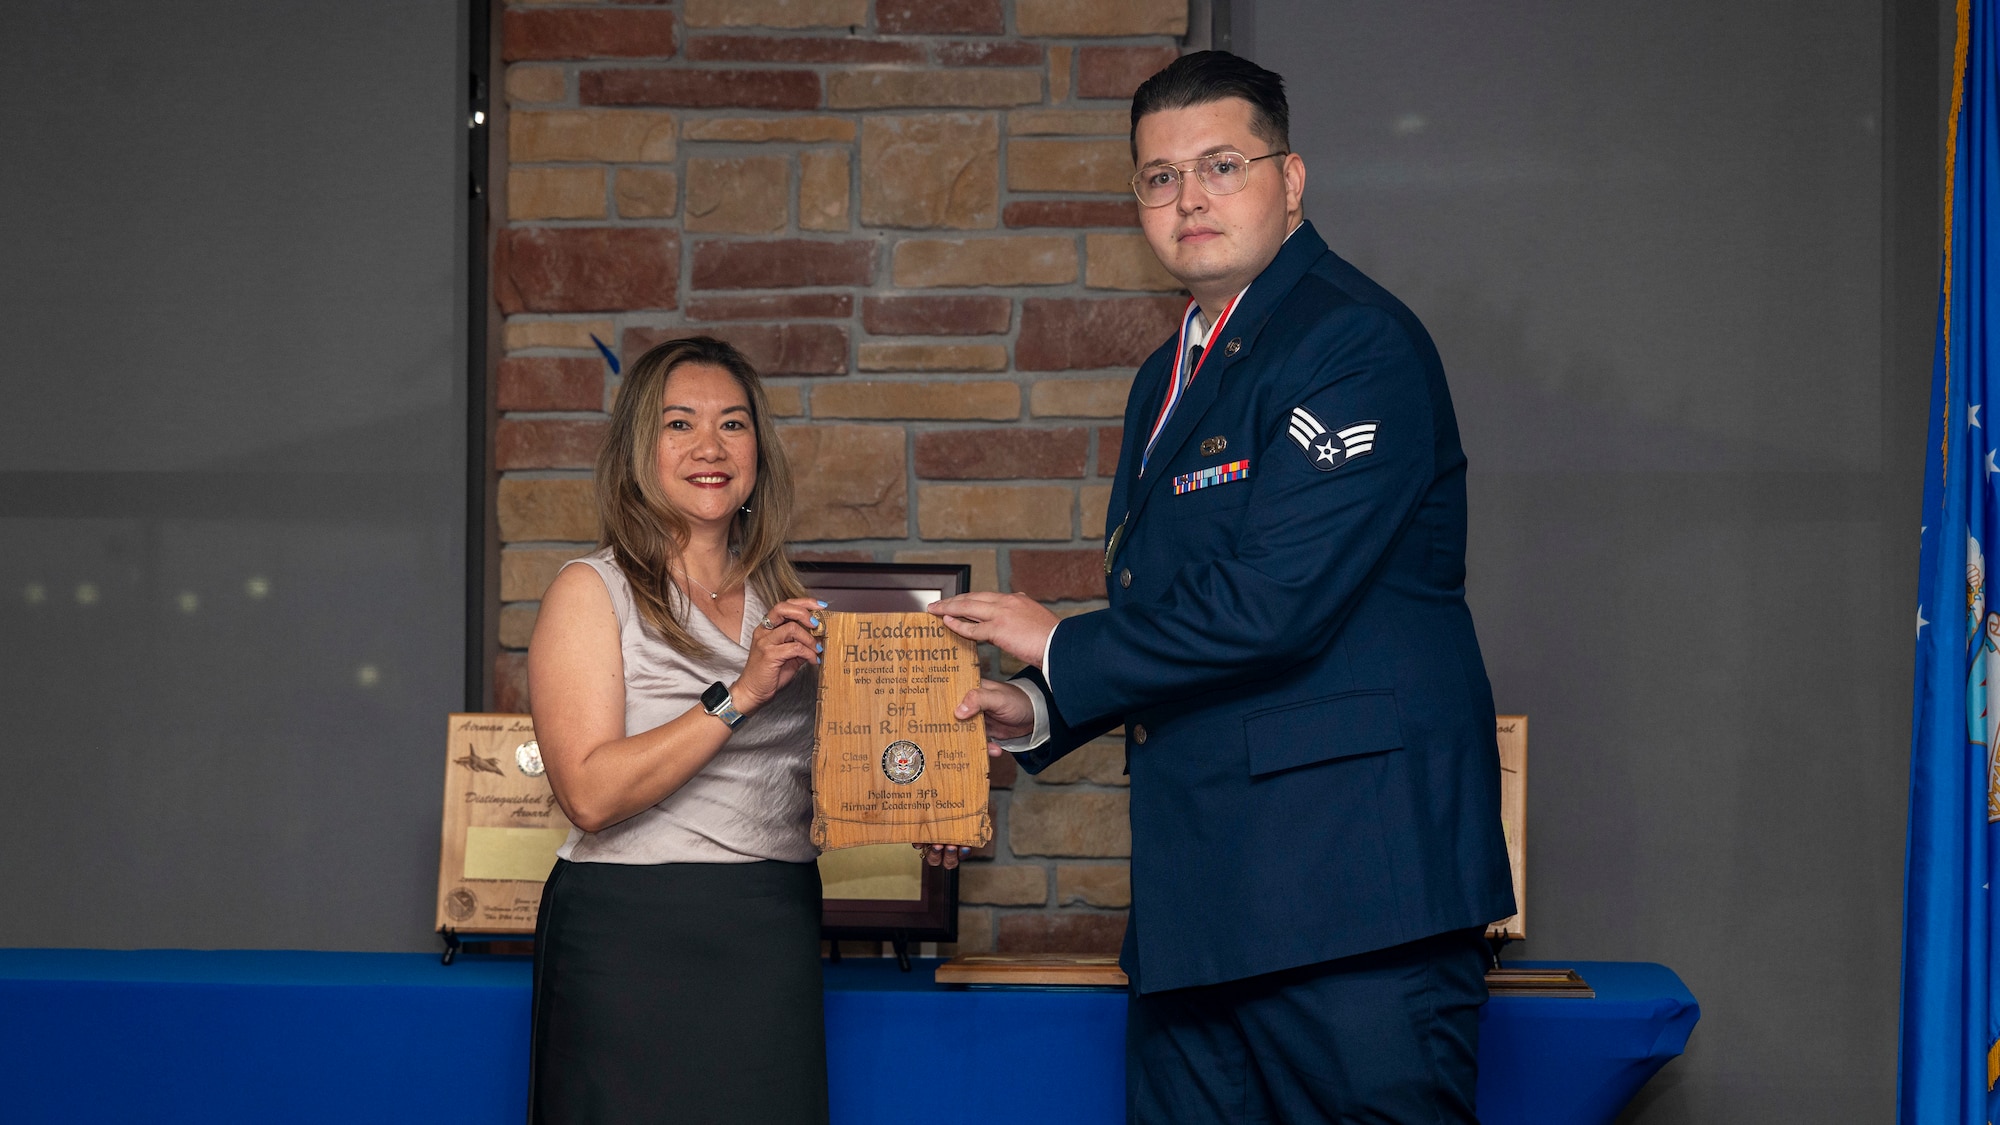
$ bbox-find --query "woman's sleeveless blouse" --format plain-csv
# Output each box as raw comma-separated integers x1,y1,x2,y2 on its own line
554,549,817,864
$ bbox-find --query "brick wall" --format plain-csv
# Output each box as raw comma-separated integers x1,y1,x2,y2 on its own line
490,0,1197,954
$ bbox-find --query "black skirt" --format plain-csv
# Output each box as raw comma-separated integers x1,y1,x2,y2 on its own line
529,858,829,1125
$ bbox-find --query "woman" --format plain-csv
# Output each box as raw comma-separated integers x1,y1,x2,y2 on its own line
526,336,829,1124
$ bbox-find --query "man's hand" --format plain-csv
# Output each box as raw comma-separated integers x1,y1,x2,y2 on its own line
914,679,1038,871
958,679,1035,753
928,592,1058,670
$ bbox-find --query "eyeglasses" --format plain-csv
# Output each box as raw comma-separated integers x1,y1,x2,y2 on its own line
1130,150,1288,208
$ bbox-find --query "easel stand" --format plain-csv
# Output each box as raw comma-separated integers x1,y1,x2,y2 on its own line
438,928,534,965
825,931,917,972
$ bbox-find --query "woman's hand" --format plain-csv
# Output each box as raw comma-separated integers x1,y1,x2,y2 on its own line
916,842,973,869
730,597,825,716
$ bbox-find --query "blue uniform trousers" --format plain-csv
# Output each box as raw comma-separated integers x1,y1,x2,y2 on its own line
1126,928,1488,1124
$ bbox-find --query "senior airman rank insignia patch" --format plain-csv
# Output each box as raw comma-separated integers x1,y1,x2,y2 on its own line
1288,407,1377,472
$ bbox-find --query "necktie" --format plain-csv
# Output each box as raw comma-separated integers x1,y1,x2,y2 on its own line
1143,289,1246,474
1141,343,1205,477
1158,343,1202,453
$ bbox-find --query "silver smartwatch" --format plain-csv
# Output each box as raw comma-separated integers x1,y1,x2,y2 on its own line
701,681,745,728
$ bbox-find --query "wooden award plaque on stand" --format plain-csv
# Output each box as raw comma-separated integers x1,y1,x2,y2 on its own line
810,612,992,852
1480,715,1589,996
434,713,571,960
799,562,979,958
934,954,1129,988
1486,714,1528,942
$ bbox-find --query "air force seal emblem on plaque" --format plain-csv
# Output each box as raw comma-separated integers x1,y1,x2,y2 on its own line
1288,406,1378,472
882,740,925,784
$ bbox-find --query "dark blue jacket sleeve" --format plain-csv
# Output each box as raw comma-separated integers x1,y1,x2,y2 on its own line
1005,665,1121,774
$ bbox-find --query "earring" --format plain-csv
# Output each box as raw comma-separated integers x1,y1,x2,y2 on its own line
740,505,753,514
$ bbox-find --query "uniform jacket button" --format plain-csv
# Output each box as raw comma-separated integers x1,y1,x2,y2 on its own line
1118,568,1132,589
1133,723,1148,744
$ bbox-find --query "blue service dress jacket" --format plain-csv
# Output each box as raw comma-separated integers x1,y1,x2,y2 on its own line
1012,221,1517,995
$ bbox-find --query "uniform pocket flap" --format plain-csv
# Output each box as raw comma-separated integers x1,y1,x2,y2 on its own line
1244,690,1404,776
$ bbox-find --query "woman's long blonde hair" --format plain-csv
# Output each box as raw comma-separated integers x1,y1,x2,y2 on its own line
596,335,806,657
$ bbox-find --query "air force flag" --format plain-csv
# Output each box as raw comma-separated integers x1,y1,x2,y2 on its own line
1902,2,2000,1121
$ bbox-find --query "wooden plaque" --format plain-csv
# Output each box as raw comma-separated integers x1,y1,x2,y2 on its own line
1487,714,1528,941
800,562,975,942
435,713,572,935
935,954,1129,988
1485,966,1592,998
810,612,992,851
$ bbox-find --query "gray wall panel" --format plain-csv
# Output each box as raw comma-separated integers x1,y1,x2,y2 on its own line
0,1,467,951
1243,2,1929,1119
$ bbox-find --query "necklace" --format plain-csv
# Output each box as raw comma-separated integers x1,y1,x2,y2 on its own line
675,546,738,602
677,569,722,601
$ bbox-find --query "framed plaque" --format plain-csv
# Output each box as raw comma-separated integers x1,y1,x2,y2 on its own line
1487,714,1528,941
797,562,975,943
434,713,570,936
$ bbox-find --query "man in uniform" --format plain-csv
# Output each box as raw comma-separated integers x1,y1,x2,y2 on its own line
926,51,1515,1123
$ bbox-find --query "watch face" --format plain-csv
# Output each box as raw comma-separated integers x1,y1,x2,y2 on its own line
701,681,729,712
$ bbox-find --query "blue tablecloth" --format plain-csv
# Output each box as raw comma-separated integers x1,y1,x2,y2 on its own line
0,951,1694,1124
0,950,529,1125
1473,961,1699,1125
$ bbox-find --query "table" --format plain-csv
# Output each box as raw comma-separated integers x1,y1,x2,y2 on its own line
825,958,1698,1125
0,950,529,1125
826,956,1128,1123
1475,961,1699,1125
0,951,1694,1124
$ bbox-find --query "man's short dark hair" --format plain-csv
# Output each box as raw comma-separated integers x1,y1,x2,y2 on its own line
1129,50,1290,162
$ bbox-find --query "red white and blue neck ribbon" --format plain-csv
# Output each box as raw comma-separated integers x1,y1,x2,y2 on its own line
1141,292,1244,474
